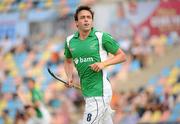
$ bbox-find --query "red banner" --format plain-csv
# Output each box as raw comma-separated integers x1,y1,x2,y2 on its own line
140,0,180,35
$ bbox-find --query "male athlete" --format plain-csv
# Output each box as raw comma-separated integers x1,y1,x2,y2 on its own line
64,5,126,124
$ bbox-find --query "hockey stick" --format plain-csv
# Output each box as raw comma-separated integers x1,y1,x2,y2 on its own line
47,67,81,90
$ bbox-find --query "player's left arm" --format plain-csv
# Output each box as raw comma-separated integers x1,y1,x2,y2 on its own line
90,33,126,72
103,48,126,66
90,48,126,72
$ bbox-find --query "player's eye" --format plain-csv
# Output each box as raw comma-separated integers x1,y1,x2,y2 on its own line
87,16,92,19
80,16,85,19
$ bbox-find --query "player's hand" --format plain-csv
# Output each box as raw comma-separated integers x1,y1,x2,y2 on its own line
66,78,73,88
90,62,106,72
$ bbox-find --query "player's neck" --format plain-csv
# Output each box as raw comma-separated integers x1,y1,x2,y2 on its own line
79,30,91,40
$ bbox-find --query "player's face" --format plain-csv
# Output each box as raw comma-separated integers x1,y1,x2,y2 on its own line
76,10,93,32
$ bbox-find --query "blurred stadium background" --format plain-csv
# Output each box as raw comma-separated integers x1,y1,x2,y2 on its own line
0,0,180,124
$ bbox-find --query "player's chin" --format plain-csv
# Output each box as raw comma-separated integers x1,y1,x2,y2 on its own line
83,27,91,31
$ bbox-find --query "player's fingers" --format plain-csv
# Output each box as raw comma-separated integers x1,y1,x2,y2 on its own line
89,63,94,67
69,83,73,88
65,83,70,88
90,64,94,70
95,66,100,72
90,64,101,72
66,84,73,88
93,66,100,72
66,80,73,88
90,64,97,71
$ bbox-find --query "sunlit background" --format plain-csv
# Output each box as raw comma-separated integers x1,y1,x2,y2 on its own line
0,0,180,124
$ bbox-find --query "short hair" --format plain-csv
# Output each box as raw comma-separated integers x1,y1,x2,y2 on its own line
74,5,94,21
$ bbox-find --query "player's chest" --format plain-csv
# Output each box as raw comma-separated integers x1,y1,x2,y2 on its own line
70,37,99,56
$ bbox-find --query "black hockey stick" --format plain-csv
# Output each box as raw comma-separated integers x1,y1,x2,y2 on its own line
47,67,81,90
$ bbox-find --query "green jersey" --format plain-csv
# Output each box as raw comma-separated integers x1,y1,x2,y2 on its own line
64,28,119,97
31,88,43,118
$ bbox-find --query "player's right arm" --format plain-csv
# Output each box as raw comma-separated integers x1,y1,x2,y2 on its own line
64,38,74,87
64,58,73,87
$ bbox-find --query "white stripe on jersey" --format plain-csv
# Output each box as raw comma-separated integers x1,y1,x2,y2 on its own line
66,34,74,48
95,32,112,97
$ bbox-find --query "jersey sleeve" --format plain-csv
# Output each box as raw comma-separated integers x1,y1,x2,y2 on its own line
64,40,72,58
102,32,120,54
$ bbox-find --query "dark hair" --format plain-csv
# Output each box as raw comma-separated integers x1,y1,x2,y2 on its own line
74,5,94,21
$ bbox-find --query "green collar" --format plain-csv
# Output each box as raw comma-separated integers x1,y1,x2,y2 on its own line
74,28,96,38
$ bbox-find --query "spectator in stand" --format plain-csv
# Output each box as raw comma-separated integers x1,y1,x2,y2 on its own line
131,34,144,68
0,35,13,56
131,34,152,68
26,77,51,124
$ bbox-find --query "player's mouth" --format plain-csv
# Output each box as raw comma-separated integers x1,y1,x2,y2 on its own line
84,23,89,26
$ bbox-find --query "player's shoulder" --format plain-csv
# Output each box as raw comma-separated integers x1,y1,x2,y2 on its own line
66,34,75,42
94,30,108,38
65,34,76,48
100,31,113,40
94,30,114,41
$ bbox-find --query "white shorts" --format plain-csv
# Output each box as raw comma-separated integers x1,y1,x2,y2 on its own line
82,95,113,124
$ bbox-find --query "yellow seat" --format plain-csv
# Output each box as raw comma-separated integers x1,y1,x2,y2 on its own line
19,2,27,10
170,67,179,79
45,0,53,8
167,76,176,85
0,100,7,116
3,53,19,76
172,83,180,94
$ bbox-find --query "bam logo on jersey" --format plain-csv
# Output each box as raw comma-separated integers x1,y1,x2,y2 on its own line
74,57,94,64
